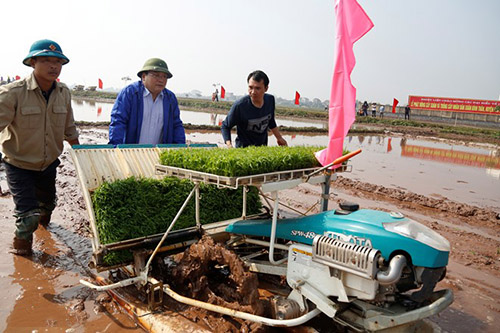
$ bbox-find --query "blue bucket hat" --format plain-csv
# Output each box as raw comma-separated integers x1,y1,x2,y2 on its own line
22,39,70,66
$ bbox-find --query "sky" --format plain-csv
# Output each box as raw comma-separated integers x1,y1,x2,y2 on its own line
1,0,499,105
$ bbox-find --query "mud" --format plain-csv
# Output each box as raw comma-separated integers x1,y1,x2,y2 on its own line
158,235,266,332
1,126,499,332
335,176,500,224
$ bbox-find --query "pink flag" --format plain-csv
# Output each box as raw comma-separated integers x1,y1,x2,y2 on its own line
316,0,373,167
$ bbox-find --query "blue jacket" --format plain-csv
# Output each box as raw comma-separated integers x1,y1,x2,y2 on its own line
109,80,186,145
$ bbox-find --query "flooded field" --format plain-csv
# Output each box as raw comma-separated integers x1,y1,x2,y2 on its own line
184,131,500,211
71,99,326,128
0,101,498,332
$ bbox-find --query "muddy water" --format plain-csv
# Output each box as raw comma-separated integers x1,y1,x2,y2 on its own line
71,99,326,128
184,131,500,211
0,126,498,332
0,198,141,332
341,135,500,211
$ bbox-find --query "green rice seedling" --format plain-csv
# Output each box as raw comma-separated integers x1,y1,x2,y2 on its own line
92,177,262,265
160,146,323,177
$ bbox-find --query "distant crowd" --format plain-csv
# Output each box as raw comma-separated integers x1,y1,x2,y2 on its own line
358,101,410,119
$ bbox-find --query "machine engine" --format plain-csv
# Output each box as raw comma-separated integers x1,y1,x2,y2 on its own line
286,234,446,317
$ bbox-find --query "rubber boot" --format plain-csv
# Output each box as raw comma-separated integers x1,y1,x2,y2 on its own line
39,209,52,228
11,237,33,256
38,201,55,228
9,211,40,256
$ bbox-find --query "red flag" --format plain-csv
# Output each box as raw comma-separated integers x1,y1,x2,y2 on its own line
97,106,102,116
221,86,226,99
295,91,300,105
98,78,103,89
387,137,392,152
392,98,399,113
315,0,374,167
15,75,20,80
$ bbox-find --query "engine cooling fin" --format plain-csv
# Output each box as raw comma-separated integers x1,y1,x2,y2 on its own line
312,235,380,279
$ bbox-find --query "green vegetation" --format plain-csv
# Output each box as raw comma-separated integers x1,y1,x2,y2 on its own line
92,177,261,264
72,90,117,100
160,146,322,177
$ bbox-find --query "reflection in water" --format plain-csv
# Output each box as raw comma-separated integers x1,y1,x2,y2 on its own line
72,99,325,128
402,144,500,169
400,137,407,147
6,230,77,331
72,99,113,122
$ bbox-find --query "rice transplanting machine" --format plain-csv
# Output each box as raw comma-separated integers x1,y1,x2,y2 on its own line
72,145,453,332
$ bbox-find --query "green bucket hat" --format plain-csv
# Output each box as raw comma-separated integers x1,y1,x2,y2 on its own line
137,58,173,79
22,39,69,66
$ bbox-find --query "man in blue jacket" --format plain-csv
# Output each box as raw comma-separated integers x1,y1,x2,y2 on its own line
109,58,186,145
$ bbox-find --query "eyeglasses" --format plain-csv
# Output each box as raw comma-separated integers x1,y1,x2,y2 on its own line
148,72,168,80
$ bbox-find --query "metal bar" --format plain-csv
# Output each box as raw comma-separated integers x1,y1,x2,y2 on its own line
155,165,322,189
242,185,247,219
269,191,287,265
259,188,274,214
320,173,332,212
163,285,321,327
144,183,199,275
245,237,289,251
195,182,200,228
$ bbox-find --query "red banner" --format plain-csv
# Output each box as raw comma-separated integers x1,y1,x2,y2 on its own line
402,144,500,169
98,78,103,89
408,95,500,115
221,86,225,99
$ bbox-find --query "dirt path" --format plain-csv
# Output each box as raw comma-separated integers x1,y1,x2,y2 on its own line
0,128,499,332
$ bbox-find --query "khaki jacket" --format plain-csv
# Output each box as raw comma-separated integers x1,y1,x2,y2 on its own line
0,72,79,171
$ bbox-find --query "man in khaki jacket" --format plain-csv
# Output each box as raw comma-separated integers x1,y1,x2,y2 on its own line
0,39,79,255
